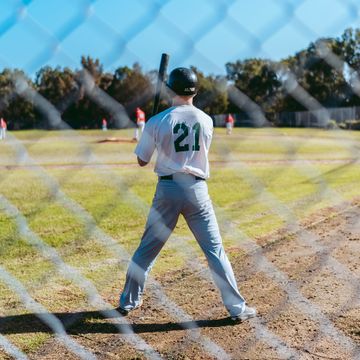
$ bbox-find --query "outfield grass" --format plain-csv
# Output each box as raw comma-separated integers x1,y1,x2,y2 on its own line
0,127,359,352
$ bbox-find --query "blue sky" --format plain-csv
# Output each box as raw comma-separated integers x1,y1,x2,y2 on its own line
0,0,358,77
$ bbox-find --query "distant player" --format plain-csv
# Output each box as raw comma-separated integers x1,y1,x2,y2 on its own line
225,113,234,135
0,118,7,140
118,67,256,322
134,107,146,141
102,118,108,131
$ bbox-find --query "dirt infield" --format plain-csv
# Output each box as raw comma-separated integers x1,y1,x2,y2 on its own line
7,201,360,359
97,137,138,144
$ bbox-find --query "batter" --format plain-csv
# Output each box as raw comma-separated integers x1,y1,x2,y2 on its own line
118,67,256,322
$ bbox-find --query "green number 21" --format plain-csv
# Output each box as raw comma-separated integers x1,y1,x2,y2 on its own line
173,123,200,152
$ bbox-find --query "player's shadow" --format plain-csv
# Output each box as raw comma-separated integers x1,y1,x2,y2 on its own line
0,309,235,335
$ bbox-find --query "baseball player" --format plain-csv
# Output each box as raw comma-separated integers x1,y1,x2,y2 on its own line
225,113,234,135
118,67,256,322
134,107,146,141
102,118,108,131
0,118,7,140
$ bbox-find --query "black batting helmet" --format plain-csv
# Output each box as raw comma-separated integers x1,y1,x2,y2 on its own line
166,67,198,96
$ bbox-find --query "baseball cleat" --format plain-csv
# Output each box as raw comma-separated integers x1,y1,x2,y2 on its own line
117,299,143,316
230,306,257,322
117,307,129,316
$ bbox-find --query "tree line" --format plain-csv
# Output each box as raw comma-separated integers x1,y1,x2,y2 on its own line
1,28,360,130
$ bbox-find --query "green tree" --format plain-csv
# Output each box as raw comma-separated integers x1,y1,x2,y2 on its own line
226,58,281,116
282,38,348,109
35,66,76,109
62,56,114,128
337,28,360,106
80,56,103,85
191,67,228,115
108,63,153,121
0,69,36,129
339,28,360,68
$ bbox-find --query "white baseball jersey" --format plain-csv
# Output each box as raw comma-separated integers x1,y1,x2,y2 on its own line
135,104,213,178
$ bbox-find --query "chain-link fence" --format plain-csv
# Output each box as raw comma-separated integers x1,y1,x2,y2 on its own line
1,1,360,359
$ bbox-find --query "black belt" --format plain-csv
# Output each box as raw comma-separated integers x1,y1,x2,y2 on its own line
159,175,205,181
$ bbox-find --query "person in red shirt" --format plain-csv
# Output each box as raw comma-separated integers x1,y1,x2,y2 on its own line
102,118,108,131
134,107,146,141
225,114,234,135
0,118,7,140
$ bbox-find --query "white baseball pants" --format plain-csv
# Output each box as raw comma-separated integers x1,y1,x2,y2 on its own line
119,173,246,317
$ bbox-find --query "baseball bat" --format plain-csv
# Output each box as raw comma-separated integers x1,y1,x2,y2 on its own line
152,53,170,117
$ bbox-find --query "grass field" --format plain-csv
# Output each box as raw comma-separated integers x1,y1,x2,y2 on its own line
0,127,359,357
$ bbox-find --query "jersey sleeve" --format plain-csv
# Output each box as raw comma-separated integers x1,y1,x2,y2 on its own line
134,120,156,162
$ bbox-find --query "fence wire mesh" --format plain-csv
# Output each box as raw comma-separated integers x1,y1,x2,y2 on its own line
0,0,360,359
